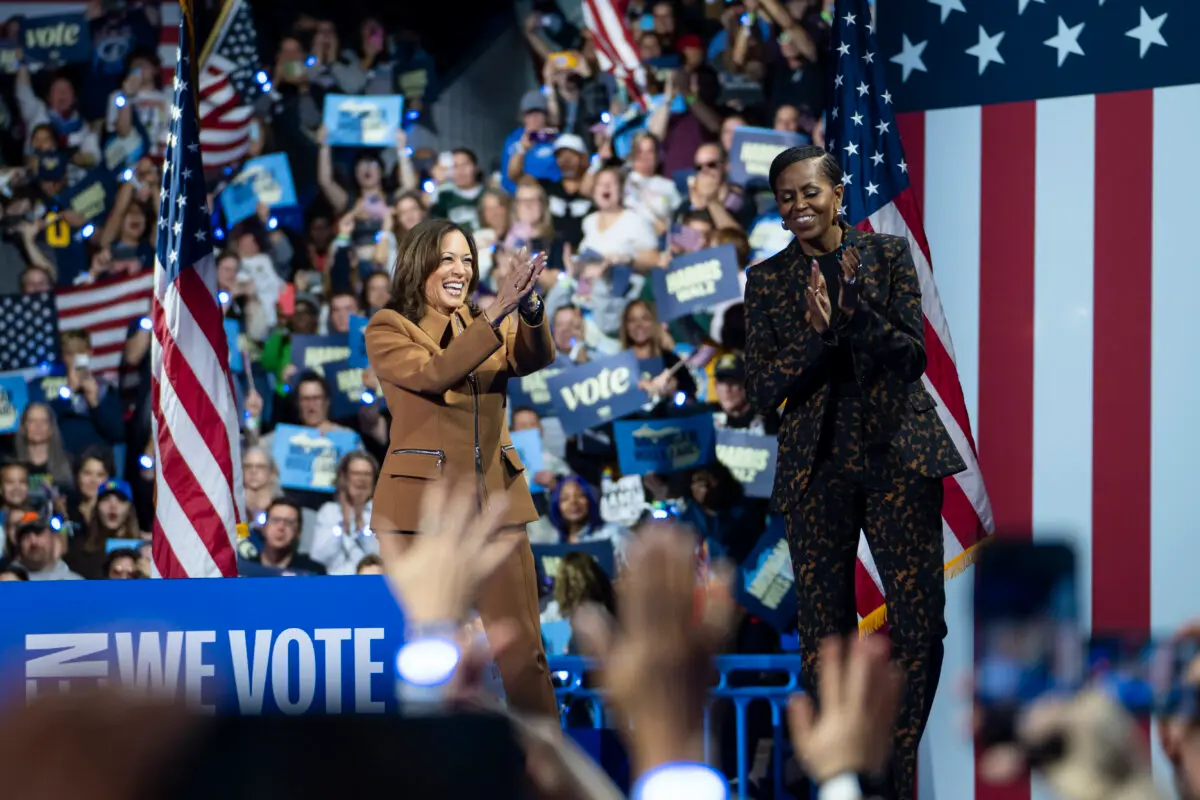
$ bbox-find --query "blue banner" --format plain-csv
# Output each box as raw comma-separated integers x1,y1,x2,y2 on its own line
546,351,650,435
0,578,407,714
322,359,366,421
507,362,568,419
636,357,664,383
290,333,351,376
272,424,363,492
220,153,299,227
734,516,796,631
508,428,545,493
348,314,369,368
714,429,777,499
323,94,405,147
651,244,742,323
61,168,116,224
0,375,29,434
24,365,67,407
613,413,715,475
225,319,244,373
532,539,617,582
0,40,17,73
727,126,805,188
20,13,91,65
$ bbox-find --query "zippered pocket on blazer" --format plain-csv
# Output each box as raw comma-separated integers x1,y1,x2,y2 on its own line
390,448,446,478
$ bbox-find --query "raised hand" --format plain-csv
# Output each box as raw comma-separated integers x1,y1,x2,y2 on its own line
488,249,547,324
805,259,833,333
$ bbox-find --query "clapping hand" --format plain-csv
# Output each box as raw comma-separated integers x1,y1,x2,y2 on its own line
805,259,833,333
838,245,863,318
487,249,547,324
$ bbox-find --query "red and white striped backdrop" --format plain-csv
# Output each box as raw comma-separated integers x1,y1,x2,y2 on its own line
907,84,1200,799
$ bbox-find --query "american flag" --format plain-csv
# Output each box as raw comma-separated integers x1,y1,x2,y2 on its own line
0,293,61,374
57,273,154,379
828,0,994,639
150,4,246,579
866,0,1198,798
197,0,261,170
581,0,647,109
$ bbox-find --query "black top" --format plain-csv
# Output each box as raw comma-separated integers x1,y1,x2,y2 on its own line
811,249,860,397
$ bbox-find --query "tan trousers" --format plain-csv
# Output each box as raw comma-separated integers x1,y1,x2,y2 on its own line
381,526,559,719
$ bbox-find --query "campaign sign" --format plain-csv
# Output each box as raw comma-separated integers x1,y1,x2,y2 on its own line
291,333,351,377
221,153,298,227
613,413,715,476
323,94,405,147
532,539,617,582
508,362,568,419
24,364,67,407
61,168,116,224
509,428,545,493
273,424,362,493
651,244,741,323
0,376,29,434
734,516,796,631
0,40,17,73
546,351,649,435
715,429,778,499
225,318,244,373
541,619,573,656
0,577,406,714
636,357,664,383
728,126,805,188
20,13,90,65
322,359,366,421
348,314,369,368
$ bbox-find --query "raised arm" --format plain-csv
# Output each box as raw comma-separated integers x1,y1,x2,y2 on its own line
838,238,926,383
744,266,831,412
366,310,502,396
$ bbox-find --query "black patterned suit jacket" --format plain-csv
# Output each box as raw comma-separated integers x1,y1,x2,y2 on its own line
744,224,967,511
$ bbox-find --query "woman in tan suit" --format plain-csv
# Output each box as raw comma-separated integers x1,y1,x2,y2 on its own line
365,218,557,717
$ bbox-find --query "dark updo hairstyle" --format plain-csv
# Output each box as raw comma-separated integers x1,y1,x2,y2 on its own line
767,145,844,195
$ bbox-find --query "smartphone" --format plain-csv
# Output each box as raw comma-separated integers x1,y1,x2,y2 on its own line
973,540,1082,747
73,353,92,374
529,128,559,145
548,51,579,71
1087,636,1200,716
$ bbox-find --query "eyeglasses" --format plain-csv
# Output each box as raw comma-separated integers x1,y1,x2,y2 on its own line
267,516,300,530
694,160,722,171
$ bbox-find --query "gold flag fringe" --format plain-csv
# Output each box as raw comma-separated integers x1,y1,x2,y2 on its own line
857,534,994,638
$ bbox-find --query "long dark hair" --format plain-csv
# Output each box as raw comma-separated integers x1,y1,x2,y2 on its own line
388,218,480,323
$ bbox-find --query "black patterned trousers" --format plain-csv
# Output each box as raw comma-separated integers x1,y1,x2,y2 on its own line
784,396,946,800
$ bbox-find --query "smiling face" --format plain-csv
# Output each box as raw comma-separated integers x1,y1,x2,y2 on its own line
624,301,656,347
593,169,622,211
422,229,475,315
558,481,590,526
774,156,843,245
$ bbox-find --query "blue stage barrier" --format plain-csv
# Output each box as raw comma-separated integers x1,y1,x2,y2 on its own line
549,654,804,800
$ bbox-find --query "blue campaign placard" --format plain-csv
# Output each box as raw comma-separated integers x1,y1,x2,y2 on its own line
221,153,298,227
0,577,407,715
728,126,806,188
225,318,243,373
613,413,716,476
348,314,369,369
532,539,617,582
322,358,366,421
290,333,351,377
635,357,664,383
546,351,650,435
60,168,116,224
509,428,545,493
651,243,742,323
508,361,569,419
715,429,778,499
272,424,362,492
0,375,29,434
20,13,91,65
323,94,405,147
734,516,796,631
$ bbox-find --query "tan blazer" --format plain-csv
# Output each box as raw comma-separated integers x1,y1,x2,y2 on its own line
365,304,555,533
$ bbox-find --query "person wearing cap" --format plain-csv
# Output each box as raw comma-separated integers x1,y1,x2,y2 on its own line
509,130,592,248
500,90,562,194
65,478,140,579
10,511,83,581
711,353,778,435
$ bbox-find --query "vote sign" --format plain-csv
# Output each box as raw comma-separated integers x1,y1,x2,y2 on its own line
546,351,650,435
0,577,406,715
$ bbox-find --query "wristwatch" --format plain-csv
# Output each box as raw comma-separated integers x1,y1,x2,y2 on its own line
519,292,544,319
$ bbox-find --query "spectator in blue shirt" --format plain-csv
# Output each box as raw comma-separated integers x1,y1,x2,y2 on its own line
500,90,562,194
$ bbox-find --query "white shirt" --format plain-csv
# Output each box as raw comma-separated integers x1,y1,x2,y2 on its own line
310,500,379,575
578,209,659,263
